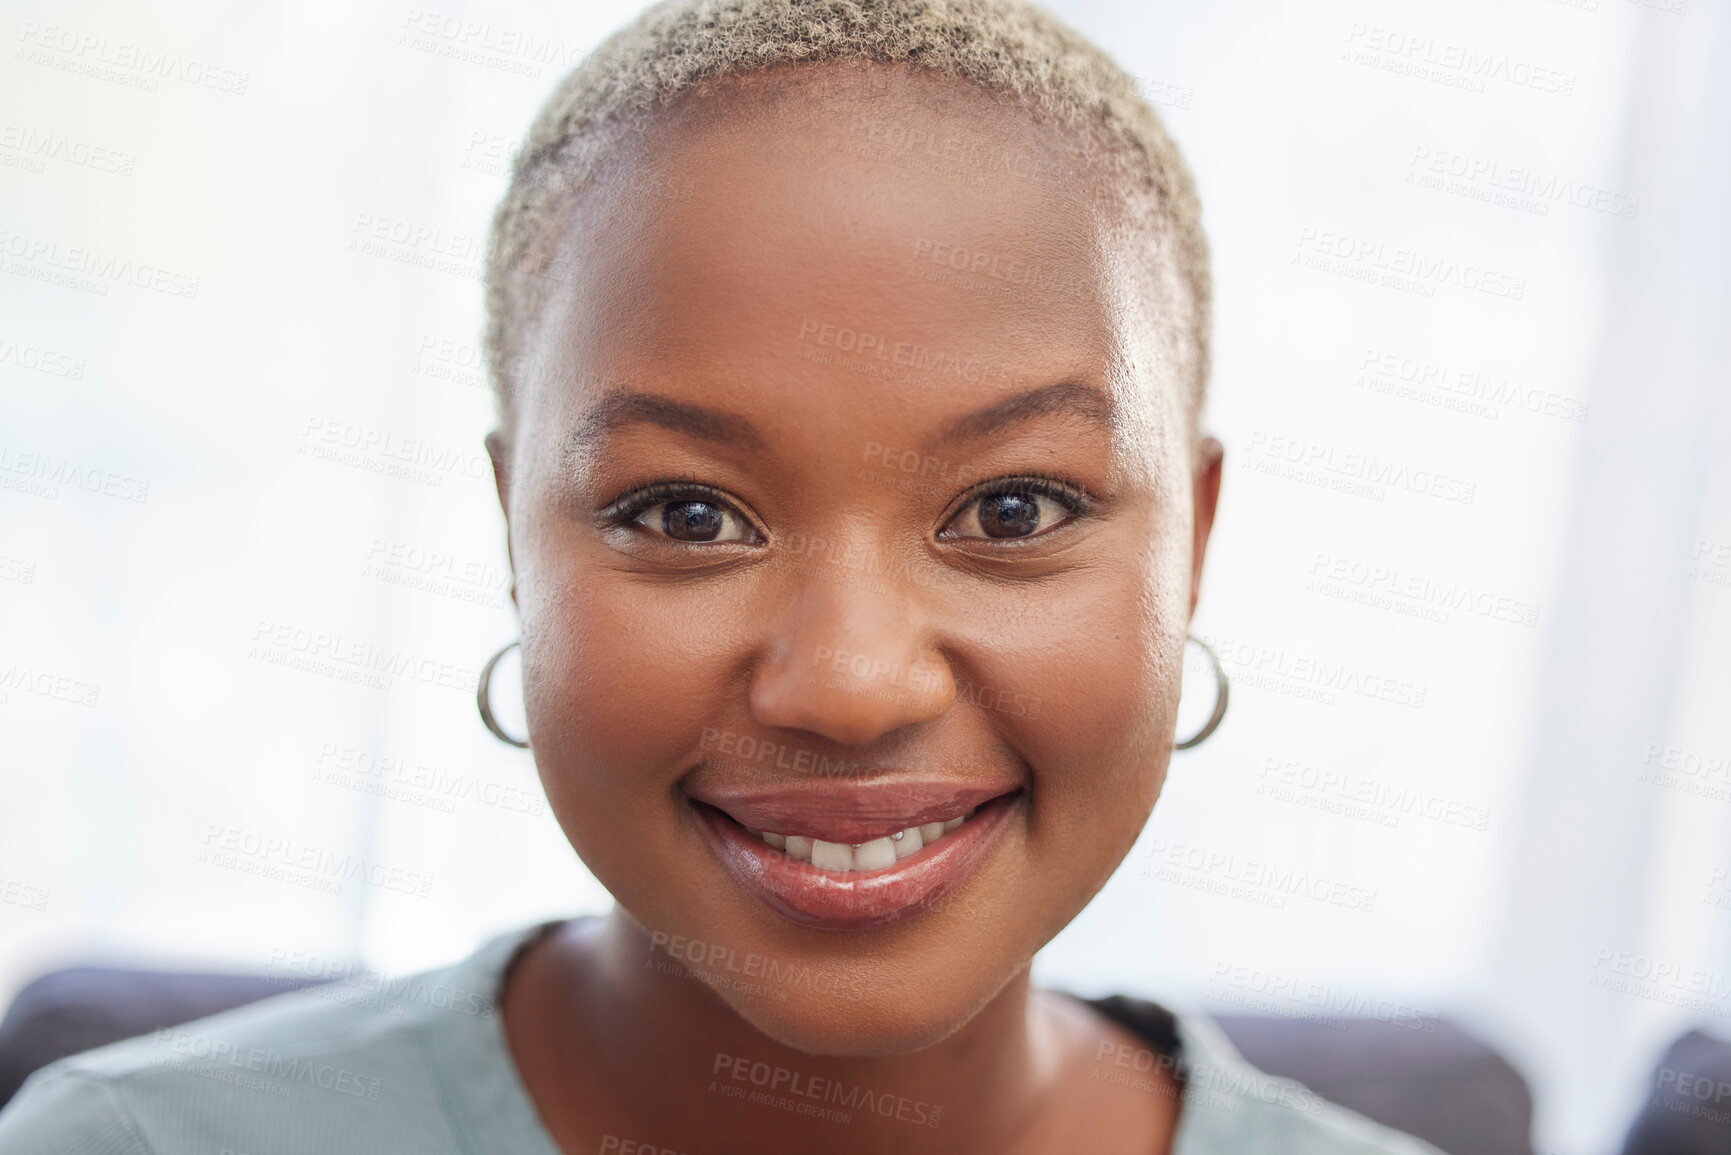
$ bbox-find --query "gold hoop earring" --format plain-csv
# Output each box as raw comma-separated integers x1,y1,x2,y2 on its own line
477,641,529,749
1174,635,1229,750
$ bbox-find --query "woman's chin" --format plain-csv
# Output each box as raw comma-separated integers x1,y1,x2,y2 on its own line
714,985,981,1057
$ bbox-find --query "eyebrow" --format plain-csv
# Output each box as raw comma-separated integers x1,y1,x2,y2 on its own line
564,390,769,456
934,380,1117,447
562,378,1113,460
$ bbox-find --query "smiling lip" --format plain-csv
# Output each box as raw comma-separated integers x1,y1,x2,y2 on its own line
689,778,1021,931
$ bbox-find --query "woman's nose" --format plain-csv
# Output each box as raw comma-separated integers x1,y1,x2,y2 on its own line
748,569,956,747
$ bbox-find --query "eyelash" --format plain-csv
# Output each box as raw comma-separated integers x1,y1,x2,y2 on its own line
600,479,756,532
935,474,1093,540
600,474,1093,541
954,475,1090,515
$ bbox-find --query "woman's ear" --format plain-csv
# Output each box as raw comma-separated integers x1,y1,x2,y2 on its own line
1189,436,1224,620
485,430,518,609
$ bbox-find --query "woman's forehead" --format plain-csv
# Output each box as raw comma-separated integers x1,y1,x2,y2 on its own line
515,72,1176,448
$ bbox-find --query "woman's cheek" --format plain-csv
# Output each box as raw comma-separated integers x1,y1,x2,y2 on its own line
521,558,745,798
973,556,1180,834
1011,550,1174,728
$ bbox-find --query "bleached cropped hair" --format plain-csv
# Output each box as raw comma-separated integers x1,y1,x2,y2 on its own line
484,0,1210,436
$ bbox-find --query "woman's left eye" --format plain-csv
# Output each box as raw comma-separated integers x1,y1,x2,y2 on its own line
634,499,757,543
941,489,1077,541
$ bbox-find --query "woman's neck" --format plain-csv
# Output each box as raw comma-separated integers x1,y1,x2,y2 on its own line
502,912,1178,1154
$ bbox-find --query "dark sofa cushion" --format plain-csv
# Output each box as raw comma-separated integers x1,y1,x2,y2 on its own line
1212,1013,1535,1155
0,966,319,1108
1620,1030,1731,1155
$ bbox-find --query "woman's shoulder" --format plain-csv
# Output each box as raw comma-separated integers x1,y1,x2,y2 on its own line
1078,991,1447,1155
0,923,558,1155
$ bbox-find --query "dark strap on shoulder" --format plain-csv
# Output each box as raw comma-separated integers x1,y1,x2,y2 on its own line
1080,993,1184,1066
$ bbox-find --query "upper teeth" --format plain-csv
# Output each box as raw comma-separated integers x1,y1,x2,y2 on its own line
747,812,973,872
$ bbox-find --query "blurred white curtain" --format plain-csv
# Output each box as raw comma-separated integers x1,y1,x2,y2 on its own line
1487,4,1731,1149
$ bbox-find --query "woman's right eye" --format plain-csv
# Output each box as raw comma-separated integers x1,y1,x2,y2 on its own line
633,498,757,543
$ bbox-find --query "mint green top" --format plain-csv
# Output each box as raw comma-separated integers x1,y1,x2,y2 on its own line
0,921,1441,1153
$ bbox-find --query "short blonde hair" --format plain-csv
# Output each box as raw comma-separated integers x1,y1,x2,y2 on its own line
485,0,1209,435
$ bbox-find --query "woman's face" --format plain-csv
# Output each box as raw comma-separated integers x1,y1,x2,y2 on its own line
495,68,1221,1055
